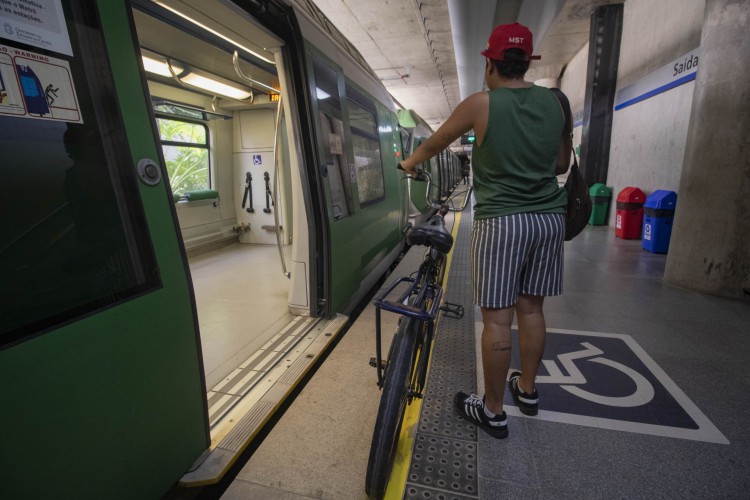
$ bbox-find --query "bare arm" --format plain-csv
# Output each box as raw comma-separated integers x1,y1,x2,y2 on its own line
400,92,486,175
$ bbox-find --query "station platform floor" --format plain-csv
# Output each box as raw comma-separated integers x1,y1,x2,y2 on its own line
218,203,750,499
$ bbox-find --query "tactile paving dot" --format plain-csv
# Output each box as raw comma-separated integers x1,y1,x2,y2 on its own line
418,394,477,441
408,213,479,498
403,484,477,500
407,434,477,496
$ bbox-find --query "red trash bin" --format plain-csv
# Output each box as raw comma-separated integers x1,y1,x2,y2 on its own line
615,187,646,239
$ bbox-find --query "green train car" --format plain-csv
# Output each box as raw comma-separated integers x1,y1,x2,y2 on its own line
0,0,461,497
398,108,463,224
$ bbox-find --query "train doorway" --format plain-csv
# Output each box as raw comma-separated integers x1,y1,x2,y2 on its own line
131,0,322,414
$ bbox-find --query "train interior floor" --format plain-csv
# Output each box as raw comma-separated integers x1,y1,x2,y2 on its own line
217,206,750,499
188,243,295,390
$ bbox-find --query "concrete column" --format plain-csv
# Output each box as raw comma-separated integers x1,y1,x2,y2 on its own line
664,0,750,298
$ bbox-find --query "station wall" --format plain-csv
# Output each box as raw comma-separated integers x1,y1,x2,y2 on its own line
560,0,706,227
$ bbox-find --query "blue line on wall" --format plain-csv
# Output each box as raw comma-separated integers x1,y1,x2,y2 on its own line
614,72,697,111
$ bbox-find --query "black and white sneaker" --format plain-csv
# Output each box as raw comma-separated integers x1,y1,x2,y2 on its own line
453,392,508,439
508,371,539,415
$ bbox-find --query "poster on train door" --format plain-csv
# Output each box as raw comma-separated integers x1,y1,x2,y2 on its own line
0,43,81,122
0,0,73,56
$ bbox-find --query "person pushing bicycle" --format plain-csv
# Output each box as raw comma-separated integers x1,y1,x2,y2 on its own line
398,23,572,438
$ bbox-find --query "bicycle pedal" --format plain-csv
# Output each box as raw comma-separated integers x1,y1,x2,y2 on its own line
440,302,464,319
369,357,387,370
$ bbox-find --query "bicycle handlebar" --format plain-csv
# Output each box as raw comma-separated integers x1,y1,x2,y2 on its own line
397,162,472,211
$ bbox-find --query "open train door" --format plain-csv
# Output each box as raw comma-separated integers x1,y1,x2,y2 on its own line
0,1,209,497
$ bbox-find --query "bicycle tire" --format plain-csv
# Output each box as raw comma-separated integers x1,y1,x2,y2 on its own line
365,316,419,499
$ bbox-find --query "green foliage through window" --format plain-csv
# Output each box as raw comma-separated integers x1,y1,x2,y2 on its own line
156,118,209,195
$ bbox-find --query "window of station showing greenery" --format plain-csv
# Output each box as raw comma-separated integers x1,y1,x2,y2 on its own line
156,117,210,195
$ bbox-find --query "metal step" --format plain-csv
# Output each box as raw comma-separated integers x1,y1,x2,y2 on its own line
179,313,349,486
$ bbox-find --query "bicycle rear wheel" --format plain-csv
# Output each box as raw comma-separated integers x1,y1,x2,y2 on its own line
365,316,419,499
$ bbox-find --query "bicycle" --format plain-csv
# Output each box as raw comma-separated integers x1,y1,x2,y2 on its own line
364,170,471,499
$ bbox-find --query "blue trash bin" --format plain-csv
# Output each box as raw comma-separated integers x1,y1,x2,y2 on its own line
642,190,677,253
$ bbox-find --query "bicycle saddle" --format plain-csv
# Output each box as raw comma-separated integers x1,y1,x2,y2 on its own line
407,217,453,254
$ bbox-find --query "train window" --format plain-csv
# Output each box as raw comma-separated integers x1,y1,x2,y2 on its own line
399,127,412,158
156,117,210,195
0,1,159,346
415,138,430,171
312,56,353,220
152,98,231,121
345,88,384,206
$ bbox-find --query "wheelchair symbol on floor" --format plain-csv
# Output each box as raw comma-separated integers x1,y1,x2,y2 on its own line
532,342,655,407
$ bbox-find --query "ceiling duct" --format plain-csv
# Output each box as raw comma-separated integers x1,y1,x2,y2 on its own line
448,0,570,100
447,0,498,101
517,0,567,49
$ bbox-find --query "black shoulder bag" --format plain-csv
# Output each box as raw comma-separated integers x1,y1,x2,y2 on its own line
550,88,592,241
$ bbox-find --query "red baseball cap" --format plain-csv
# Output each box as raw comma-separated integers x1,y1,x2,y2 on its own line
480,23,541,61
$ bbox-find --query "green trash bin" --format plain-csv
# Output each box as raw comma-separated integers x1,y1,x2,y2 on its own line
589,183,611,225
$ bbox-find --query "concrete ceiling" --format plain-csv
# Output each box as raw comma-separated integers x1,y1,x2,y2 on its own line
310,0,622,135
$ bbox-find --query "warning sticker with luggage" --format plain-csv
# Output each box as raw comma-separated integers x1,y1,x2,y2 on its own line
0,43,81,123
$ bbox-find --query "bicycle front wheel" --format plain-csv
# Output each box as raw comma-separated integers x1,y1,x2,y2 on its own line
365,316,419,499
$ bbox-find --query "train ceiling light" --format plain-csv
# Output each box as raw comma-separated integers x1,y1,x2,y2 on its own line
179,73,253,100
141,51,253,101
142,54,185,77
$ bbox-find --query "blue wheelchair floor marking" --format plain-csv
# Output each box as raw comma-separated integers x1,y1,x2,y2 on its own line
504,328,728,444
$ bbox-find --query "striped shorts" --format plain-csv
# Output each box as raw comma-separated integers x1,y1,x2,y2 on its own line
471,213,565,308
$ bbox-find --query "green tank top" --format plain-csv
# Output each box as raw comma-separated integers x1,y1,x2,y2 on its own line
471,85,567,219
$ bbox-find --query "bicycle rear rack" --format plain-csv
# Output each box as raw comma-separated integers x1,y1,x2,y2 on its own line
373,276,443,322
371,276,443,388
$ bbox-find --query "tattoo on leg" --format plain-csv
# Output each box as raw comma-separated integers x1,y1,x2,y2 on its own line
492,342,511,352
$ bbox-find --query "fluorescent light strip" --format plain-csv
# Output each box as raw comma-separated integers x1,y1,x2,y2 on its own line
152,0,276,65
142,52,253,101
142,55,183,77
180,73,252,100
